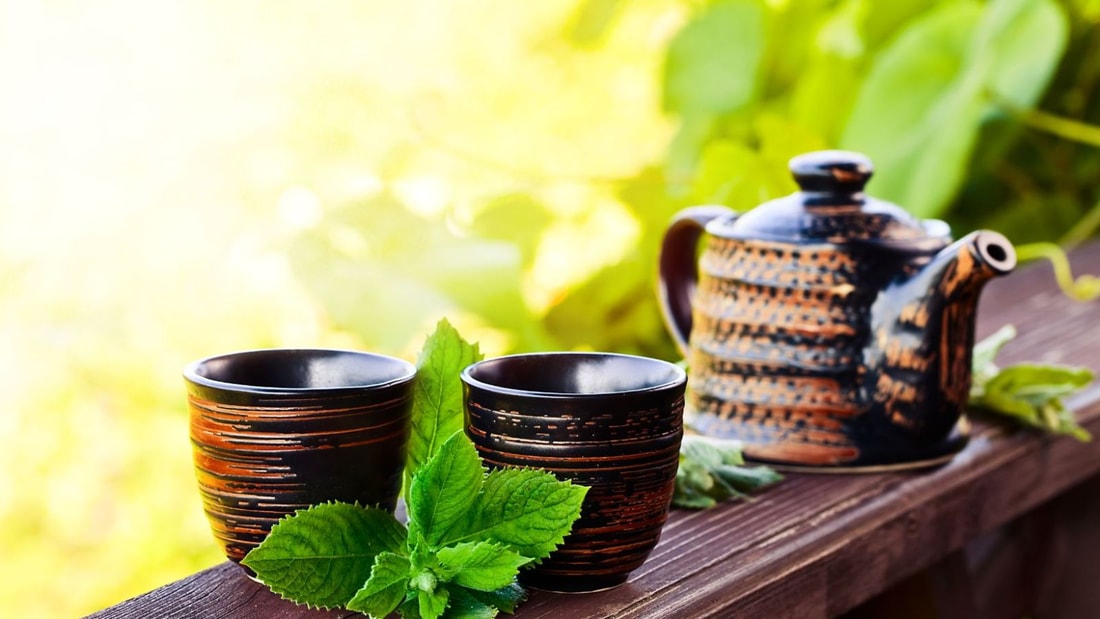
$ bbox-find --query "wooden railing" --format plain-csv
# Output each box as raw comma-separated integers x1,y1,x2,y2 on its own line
90,242,1100,619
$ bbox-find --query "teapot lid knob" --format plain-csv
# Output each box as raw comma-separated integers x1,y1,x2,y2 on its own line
789,150,872,201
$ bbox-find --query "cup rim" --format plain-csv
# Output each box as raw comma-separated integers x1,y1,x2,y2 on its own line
183,347,416,395
460,351,686,398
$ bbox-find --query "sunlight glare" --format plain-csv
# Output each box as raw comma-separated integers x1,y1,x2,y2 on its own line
395,176,452,218
277,186,323,230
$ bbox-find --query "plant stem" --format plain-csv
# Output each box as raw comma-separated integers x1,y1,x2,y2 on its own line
998,100,1100,148
1014,241,1100,301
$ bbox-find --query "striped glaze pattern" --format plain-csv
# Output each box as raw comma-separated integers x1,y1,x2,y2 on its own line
659,151,1016,468
686,235,899,465
186,349,414,563
684,232,1012,467
462,352,686,593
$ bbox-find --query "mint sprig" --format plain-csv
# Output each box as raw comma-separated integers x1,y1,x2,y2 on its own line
242,320,589,618
673,435,782,509
969,324,1094,441
244,433,586,617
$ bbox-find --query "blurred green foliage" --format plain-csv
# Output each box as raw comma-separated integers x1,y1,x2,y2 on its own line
2,0,1098,616
292,0,1100,361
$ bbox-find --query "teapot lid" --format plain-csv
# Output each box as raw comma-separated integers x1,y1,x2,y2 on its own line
710,150,950,250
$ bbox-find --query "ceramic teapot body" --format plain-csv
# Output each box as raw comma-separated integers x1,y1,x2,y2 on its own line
658,151,1017,468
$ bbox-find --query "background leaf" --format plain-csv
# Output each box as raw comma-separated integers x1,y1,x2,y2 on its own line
980,0,1068,111
289,196,550,354
662,0,768,116
842,0,1069,217
840,2,985,217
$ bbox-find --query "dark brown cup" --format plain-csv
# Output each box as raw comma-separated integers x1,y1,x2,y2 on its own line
461,352,687,593
185,348,415,564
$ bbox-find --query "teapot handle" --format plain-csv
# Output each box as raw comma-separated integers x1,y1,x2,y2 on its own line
658,206,735,357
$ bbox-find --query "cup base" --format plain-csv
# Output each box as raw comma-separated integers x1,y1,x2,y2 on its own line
519,571,629,594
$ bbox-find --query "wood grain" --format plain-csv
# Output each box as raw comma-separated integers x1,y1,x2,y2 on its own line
89,242,1100,619
85,563,358,619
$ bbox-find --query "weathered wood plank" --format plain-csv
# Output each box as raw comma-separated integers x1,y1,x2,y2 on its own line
1025,475,1100,617
845,472,1100,619
85,562,357,619
88,242,1100,619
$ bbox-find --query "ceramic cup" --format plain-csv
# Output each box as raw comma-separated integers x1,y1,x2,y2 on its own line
185,348,415,563
461,352,687,593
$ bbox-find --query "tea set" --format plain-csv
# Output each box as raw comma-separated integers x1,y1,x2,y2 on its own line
186,150,1017,591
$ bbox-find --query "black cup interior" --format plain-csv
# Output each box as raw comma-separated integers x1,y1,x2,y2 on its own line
464,353,684,395
190,349,413,390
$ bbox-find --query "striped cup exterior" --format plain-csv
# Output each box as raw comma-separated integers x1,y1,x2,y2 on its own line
462,352,686,593
185,349,414,563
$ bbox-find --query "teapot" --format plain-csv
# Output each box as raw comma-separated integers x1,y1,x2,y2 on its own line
657,150,1016,469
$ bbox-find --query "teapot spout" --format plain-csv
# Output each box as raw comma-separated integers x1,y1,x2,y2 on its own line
906,230,1017,308
933,230,1017,295
868,231,1016,442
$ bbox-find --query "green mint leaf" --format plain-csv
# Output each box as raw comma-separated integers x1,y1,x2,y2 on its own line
713,463,783,491
681,435,744,466
241,502,406,609
443,586,499,619
409,431,485,549
454,468,587,560
347,551,412,618
971,324,1017,388
679,438,725,469
419,585,450,619
406,518,429,568
406,318,484,492
443,583,526,618
677,456,716,492
436,542,532,592
985,364,1094,403
974,363,1094,440
974,381,1041,420
461,582,526,614
672,487,718,510
1036,400,1090,441
673,436,781,510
